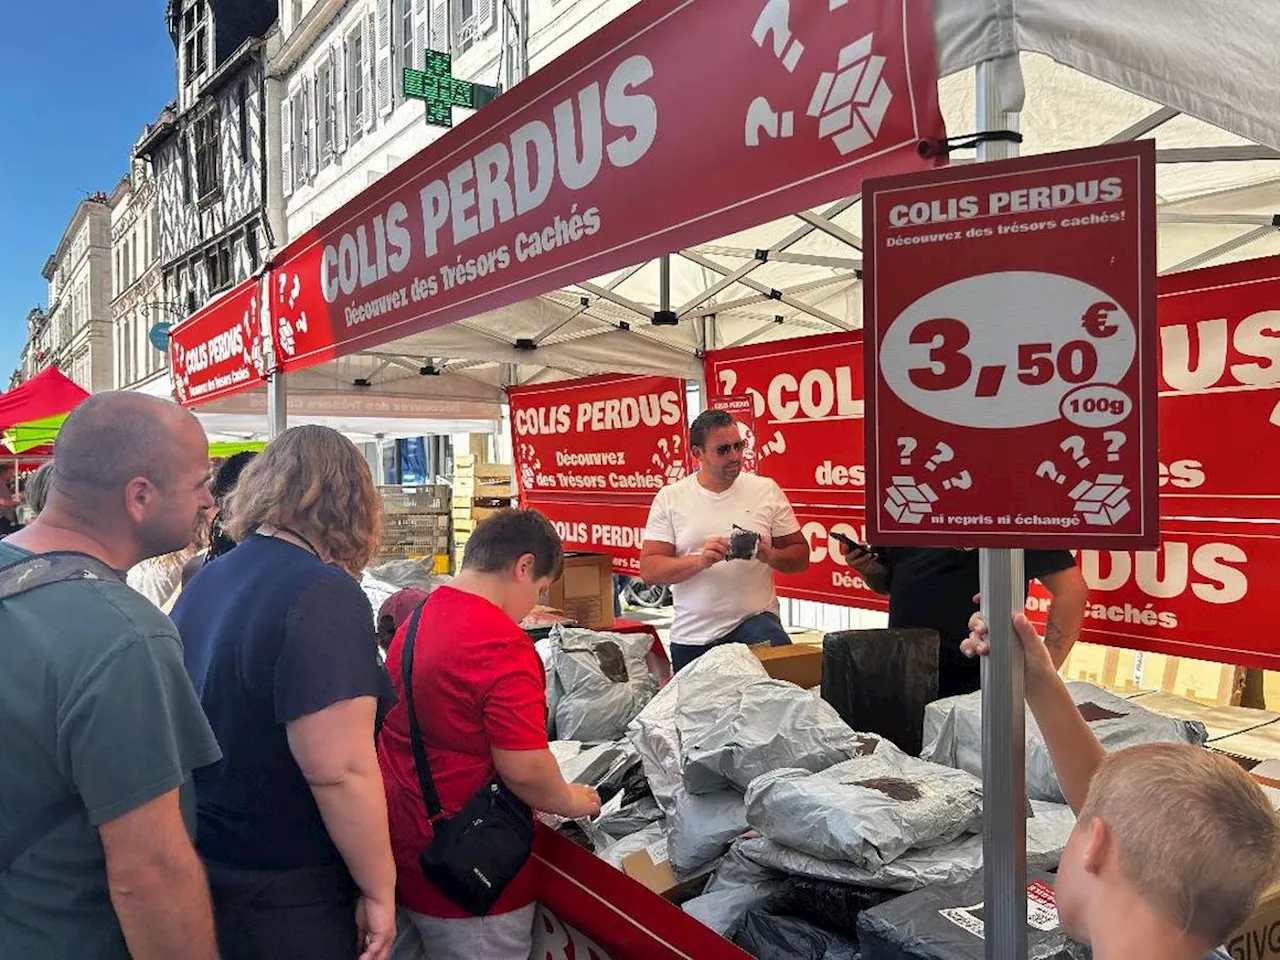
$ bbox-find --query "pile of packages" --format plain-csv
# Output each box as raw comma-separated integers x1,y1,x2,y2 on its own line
538,637,1211,959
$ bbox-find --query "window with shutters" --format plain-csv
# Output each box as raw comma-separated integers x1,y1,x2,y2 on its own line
376,0,391,117
453,0,476,54
292,89,306,186
194,106,221,201
317,61,334,163
347,26,365,140
399,0,415,98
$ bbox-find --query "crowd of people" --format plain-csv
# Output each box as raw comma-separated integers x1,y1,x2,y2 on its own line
0,393,1276,960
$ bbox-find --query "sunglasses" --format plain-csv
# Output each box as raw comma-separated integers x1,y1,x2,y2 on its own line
712,440,748,457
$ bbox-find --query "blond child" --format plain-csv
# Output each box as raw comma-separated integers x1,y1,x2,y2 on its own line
964,613,1278,959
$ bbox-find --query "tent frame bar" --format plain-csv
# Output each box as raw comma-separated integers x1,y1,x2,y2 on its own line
1160,223,1279,275
1105,105,1180,143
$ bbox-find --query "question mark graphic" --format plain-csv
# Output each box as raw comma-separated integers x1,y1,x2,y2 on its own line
1102,431,1126,462
1059,435,1091,468
745,97,794,147
896,437,918,465
296,311,308,333
277,274,287,301
1036,461,1066,485
942,470,973,491
751,0,805,72
924,441,955,472
672,434,682,454
657,438,670,458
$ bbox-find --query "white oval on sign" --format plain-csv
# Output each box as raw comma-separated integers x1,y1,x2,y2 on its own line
879,271,1136,429
1060,383,1133,428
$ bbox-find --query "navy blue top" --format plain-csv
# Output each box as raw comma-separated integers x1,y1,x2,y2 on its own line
173,534,391,870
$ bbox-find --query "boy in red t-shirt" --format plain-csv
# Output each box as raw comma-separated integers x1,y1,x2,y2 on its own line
377,509,600,960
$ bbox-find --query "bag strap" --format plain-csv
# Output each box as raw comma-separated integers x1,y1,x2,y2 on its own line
0,551,124,603
400,601,444,819
0,552,113,873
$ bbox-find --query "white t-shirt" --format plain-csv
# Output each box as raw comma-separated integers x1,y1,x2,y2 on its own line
643,472,801,648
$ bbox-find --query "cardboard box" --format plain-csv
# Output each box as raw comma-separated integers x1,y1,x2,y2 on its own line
1059,642,1244,705
1227,880,1280,960
543,553,614,630
621,838,711,903
752,642,822,689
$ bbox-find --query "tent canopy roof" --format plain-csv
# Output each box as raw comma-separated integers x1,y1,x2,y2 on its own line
0,367,90,432
318,2,1277,390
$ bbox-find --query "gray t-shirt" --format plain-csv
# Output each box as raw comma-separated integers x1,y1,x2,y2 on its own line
0,543,222,959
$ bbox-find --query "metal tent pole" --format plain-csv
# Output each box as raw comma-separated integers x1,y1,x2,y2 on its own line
267,371,288,439
974,57,1027,960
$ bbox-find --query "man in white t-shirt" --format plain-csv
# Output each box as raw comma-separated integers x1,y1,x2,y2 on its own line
640,409,809,671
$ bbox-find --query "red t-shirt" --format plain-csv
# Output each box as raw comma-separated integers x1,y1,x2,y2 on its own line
376,586,548,918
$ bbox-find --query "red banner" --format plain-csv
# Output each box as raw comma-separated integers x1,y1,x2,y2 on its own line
525,498,651,575
863,142,1159,549
509,374,688,500
776,507,889,610
266,0,944,370
1156,255,1280,520
1027,520,1280,671
704,332,865,507
169,277,265,406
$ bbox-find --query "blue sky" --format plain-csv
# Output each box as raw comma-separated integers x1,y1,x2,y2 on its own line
0,2,175,378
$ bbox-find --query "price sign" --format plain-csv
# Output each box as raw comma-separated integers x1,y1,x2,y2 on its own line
863,142,1158,549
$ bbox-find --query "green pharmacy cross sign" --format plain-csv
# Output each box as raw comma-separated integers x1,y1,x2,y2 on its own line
402,50,500,128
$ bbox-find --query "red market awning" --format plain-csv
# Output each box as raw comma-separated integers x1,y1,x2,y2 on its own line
0,367,90,431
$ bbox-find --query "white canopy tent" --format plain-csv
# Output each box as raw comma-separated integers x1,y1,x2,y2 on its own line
283,0,1277,397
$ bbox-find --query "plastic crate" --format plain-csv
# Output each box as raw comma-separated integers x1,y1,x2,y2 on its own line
378,484,451,514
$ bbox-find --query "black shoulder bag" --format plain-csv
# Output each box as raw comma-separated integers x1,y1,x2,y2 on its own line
400,602,535,916
0,551,124,873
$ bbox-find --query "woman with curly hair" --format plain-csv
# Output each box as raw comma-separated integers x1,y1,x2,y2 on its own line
172,425,397,960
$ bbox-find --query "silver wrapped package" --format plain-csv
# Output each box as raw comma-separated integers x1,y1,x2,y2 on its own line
737,800,1076,892
744,752,982,868
922,681,1209,803
682,842,787,936
679,677,900,795
626,644,768,815
597,821,668,870
666,787,749,876
551,626,658,743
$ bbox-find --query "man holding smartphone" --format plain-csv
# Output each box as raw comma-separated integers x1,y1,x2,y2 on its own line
640,409,809,672
841,541,1087,698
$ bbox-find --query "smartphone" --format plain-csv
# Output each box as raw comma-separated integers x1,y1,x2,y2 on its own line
830,531,869,555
